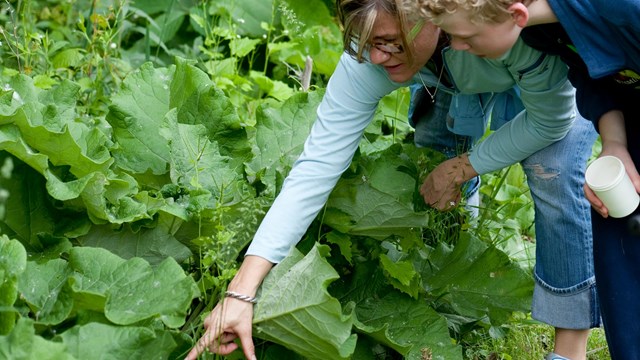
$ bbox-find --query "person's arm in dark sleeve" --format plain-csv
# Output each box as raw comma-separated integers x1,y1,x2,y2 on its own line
568,66,622,132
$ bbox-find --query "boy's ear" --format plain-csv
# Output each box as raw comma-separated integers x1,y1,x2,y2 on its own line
508,2,529,27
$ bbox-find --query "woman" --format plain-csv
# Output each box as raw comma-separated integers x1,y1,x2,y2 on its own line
185,1,597,359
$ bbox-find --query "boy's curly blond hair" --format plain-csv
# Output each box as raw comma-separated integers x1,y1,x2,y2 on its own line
407,0,525,25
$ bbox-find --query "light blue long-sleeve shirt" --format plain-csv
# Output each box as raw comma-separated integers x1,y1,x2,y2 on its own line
247,39,576,263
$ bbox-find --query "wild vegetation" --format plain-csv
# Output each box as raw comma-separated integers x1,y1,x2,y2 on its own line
0,0,608,359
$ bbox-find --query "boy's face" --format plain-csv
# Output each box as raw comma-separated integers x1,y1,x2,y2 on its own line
437,8,522,59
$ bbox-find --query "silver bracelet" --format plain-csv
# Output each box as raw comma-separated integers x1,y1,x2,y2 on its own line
225,291,258,304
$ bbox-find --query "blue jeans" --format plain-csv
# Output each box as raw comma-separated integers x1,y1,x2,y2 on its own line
413,89,600,329
524,116,600,329
592,102,640,359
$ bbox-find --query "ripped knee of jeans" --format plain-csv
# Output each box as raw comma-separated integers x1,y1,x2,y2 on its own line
523,163,560,181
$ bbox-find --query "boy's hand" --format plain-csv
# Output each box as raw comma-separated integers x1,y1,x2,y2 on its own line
420,153,477,210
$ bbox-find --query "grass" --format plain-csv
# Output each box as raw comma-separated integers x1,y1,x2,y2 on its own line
462,320,611,360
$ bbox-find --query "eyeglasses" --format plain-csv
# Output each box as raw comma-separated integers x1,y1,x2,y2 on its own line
369,19,424,55
373,42,404,54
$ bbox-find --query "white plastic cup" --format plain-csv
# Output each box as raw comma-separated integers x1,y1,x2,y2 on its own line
585,155,639,218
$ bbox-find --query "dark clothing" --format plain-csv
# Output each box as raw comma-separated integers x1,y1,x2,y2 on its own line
547,0,640,79
521,14,640,360
521,24,639,131
592,104,640,358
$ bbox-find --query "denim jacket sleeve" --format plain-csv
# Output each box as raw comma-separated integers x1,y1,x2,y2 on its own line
246,52,401,263
488,88,525,131
444,37,576,175
446,92,492,138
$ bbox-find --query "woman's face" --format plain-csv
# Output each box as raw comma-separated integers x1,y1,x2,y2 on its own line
368,12,440,82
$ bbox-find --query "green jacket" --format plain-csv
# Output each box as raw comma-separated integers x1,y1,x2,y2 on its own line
444,37,577,174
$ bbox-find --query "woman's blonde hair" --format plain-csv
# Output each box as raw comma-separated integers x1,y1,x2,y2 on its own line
410,0,521,25
336,0,419,63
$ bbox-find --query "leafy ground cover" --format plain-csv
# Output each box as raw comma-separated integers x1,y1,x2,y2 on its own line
0,0,607,359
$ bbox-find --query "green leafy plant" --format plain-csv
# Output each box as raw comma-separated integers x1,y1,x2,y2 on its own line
0,1,563,359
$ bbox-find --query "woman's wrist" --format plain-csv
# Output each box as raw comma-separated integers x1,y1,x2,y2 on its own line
225,290,259,304
227,255,274,297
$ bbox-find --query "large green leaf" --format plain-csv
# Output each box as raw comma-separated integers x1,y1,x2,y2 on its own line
0,124,50,176
167,124,246,206
0,318,74,360
245,90,323,195
68,247,199,328
0,156,55,246
0,79,149,224
323,143,461,244
0,235,27,334
269,24,343,77
171,58,252,164
0,123,153,225
214,0,274,37
148,11,187,45
107,63,174,174
354,291,463,360
0,235,26,278
419,233,533,325
0,77,113,178
169,57,210,108
75,172,156,224
51,48,86,69
333,260,460,359
0,89,154,224
59,323,178,359
17,259,74,325
78,223,192,265
251,71,295,101
324,144,430,239
253,244,357,360
282,0,334,29
0,88,20,115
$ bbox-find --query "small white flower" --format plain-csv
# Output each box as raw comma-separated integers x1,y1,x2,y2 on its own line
110,42,117,49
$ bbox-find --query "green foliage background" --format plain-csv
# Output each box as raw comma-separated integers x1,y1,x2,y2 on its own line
0,0,539,359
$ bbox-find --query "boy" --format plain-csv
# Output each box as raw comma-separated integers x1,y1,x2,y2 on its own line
411,0,640,358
